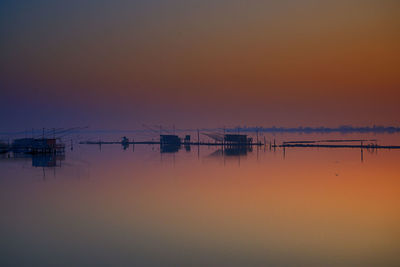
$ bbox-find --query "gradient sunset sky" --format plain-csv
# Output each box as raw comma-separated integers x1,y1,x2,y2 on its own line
1,0,399,130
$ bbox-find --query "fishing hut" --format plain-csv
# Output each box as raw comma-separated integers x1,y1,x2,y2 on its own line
184,135,191,144
224,134,252,145
160,135,182,153
0,141,9,154
160,135,181,145
12,138,65,154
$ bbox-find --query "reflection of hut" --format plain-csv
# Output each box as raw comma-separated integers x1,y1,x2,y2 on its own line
32,154,65,167
0,151,65,168
160,144,181,153
224,146,252,156
208,146,252,157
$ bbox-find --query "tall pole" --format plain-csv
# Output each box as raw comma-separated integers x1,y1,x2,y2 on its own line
256,127,259,144
223,126,225,146
196,129,200,159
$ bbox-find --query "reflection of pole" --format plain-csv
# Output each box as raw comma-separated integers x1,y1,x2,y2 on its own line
283,146,286,159
361,141,364,163
361,148,364,163
224,148,226,166
257,145,259,161
256,127,259,144
223,127,225,146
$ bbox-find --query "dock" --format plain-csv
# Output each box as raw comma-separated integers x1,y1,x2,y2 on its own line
0,142,9,154
80,133,263,146
279,139,400,149
79,141,264,146
279,144,400,149
11,138,66,155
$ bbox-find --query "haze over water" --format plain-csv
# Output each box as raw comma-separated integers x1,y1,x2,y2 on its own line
1,0,399,265
1,132,400,266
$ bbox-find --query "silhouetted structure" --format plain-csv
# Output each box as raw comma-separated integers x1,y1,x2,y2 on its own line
121,136,129,150
160,135,181,145
224,134,252,145
0,141,9,154
159,135,182,153
184,135,191,144
12,138,65,154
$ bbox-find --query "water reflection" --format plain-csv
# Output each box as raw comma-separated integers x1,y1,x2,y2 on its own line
208,146,252,157
1,133,400,266
0,152,65,167
160,143,181,153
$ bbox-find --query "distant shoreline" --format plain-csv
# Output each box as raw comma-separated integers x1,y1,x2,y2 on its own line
1,125,400,137
227,126,400,134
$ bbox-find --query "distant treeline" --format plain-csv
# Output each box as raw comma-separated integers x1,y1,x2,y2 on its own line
226,125,400,134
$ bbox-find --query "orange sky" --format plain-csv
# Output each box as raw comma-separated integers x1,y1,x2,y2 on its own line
1,0,399,129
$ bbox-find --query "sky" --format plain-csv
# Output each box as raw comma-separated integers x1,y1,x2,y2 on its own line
1,0,399,131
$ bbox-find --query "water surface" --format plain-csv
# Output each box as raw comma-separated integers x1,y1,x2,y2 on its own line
1,133,400,266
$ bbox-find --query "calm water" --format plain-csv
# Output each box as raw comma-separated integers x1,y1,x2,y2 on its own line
1,133,400,266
